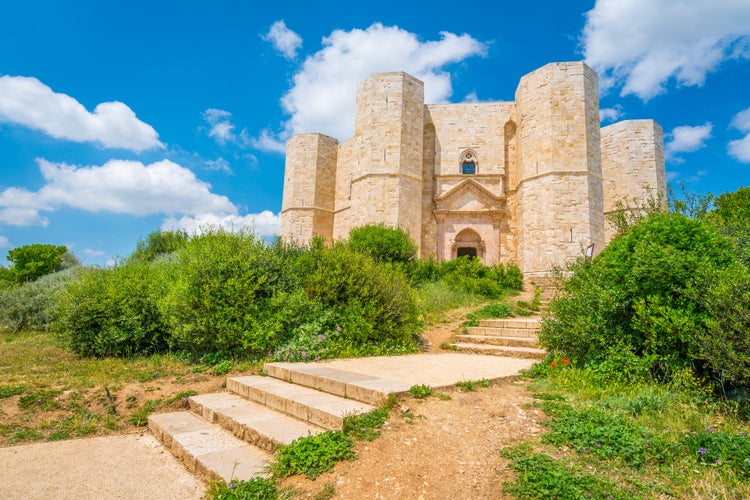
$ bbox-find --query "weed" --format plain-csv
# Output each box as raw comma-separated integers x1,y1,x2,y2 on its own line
210,476,293,499
211,360,232,376
343,406,390,441
0,385,25,399
270,431,355,479
501,448,633,499
456,380,477,391
129,399,161,426
7,426,44,444
435,392,452,400
313,483,335,500
409,384,433,399
165,390,198,405
18,389,63,412
439,342,457,351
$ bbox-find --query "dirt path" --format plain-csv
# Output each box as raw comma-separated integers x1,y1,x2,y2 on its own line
281,377,545,499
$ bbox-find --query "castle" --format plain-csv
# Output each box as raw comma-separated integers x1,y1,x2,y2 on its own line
280,62,666,278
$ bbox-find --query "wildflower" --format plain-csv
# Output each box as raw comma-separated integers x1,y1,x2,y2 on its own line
595,442,601,447
181,397,188,404
581,447,589,453
715,459,721,464
336,326,342,332
550,361,557,367
316,357,321,362
318,334,324,342
228,481,235,490
301,351,307,358
698,448,707,455
562,358,569,366
707,427,715,433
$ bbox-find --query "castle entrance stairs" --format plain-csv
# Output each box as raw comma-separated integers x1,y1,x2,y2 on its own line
148,364,410,484
450,317,546,360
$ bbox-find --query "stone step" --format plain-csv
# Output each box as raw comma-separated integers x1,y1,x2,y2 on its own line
149,411,271,483
227,375,376,430
264,362,412,407
188,392,326,452
477,318,541,329
451,342,546,360
453,334,541,348
466,326,539,338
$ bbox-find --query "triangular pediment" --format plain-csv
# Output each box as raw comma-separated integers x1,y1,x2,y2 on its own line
434,179,505,212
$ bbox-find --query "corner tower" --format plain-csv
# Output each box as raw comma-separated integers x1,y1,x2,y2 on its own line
514,62,605,277
348,72,424,249
280,133,338,244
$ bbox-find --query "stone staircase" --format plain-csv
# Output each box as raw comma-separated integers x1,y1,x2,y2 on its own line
149,362,411,484
450,317,546,359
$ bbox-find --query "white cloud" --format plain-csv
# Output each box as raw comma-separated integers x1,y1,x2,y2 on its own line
269,23,487,143
161,210,280,237
582,0,750,99
250,128,287,153
263,20,303,60
202,108,236,145
205,157,232,173
0,236,8,248
0,75,163,151
665,123,713,158
463,91,479,103
731,107,750,132
0,158,236,226
599,105,623,123
729,107,750,162
84,248,107,257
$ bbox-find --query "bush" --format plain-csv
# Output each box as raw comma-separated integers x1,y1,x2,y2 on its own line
540,212,750,390
270,431,355,479
302,244,420,349
158,230,309,357
53,262,170,357
412,256,523,298
346,224,417,266
0,266,80,332
7,244,69,283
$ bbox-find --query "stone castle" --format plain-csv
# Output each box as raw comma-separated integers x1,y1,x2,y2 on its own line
280,62,666,278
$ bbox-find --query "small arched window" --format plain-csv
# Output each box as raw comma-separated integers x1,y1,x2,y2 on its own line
460,150,477,175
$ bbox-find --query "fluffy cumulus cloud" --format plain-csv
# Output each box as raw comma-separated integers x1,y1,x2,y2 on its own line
0,235,8,248
0,76,163,151
254,23,487,150
665,123,713,158
582,0,750,99
729,107,750,162
263,20,303,60
0,159,236,226
161,210,280,237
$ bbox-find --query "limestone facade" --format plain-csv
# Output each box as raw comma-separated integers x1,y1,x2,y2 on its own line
280,62,666,278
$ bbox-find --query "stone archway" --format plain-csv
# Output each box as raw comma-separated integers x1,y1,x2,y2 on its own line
452,228,485,260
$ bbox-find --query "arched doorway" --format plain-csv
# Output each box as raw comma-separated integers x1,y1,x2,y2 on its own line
452,228,484,261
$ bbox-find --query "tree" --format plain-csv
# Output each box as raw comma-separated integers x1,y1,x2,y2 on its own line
346,224,417,265
7,244,68,283
128,230,189,263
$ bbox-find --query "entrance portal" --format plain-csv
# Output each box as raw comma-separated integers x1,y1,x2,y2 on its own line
456,247,477,259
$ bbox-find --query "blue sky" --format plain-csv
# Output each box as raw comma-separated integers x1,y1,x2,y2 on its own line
1,0,749,266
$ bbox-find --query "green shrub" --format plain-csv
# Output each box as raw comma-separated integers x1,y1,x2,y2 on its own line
540,212,750,390
346,223,417,266
302,244,420,349
159,230,308,357
409,384,433,399
53,262,169,357
0,266,80,332
212,477,291,499
128,229,189,263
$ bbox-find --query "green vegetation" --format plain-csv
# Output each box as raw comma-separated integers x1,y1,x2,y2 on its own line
509,185,750,497
461,302,513,326
346,223,417,266
6,243,70,283
541,209,750,393
408,384,433,399
501,364,750,498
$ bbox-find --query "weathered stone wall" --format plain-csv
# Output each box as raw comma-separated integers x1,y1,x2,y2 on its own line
280,133,338,244
346,72,424,249
514,62,604,276
279,62,664,277
601,120,666,241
